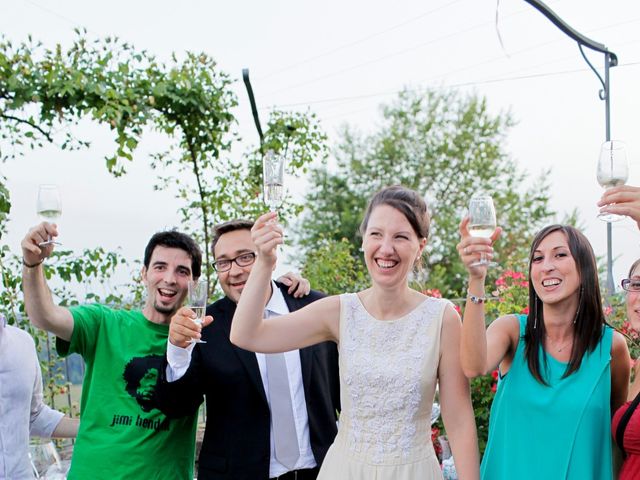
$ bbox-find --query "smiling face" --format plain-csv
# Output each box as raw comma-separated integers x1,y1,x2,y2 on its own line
627,262,640,331
362,204,426,289
214,228,257,304
141,245,193,324
530,230,581,307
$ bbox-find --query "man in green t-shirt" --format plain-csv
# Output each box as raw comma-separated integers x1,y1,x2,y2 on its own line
21,223,203,480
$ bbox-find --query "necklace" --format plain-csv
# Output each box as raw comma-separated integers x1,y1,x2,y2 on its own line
546,335,573,353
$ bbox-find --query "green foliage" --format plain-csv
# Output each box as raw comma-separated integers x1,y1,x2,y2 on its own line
0,179,9,239
297,88,554,297
301,237,368,295
606,292,640,361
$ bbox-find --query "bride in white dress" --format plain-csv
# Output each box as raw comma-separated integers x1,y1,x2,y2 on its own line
231,185,480,480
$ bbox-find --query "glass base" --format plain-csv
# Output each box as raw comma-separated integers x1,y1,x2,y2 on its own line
38,240,62,247
469,260,497,268
189,338,207,344
598,212,623,222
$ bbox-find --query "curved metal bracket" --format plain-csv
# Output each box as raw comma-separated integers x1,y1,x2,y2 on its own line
523,0,609,54
524,0,617,103
242,68,265,152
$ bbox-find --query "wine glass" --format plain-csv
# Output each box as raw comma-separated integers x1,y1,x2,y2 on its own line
187,278,208,344
36,184,62,246
263,150,285,212
468,193,497,267
597,140,628,222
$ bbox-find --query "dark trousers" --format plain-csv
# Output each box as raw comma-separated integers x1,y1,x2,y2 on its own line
270,467,320,480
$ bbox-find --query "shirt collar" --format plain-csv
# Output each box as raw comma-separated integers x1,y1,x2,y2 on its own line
265,281,289,316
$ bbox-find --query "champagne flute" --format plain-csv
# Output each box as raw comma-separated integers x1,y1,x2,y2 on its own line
263,150,285,212
468,193,497,267
187,278,208,344
597,140,628,222
36,184,62,246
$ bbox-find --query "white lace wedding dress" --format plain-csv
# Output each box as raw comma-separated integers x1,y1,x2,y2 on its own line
317,293,445,480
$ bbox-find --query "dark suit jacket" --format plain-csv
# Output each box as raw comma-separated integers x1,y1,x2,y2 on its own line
157,283,340,480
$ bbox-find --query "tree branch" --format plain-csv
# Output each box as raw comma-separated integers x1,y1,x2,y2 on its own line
0,113,54,143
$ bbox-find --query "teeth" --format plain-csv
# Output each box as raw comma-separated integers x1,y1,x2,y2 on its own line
376,259,397,269
542,279,561,287
159,288,176,297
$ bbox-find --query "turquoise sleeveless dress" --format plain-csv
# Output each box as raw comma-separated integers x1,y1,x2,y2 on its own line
481,315,613,480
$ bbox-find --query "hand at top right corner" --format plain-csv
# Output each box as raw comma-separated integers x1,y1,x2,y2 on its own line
598,185,640,229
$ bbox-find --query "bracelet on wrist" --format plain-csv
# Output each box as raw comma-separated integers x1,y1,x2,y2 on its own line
467,290,486,305
22,258,44,268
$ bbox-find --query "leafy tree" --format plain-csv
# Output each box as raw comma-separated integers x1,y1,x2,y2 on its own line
298,88,554,297
1,32,329,292
0,31,241,288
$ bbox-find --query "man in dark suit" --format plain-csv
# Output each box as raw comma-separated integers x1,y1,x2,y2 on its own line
158,219,340,480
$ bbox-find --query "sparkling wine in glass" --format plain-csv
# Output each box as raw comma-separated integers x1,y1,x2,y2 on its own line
36,184,62,246
188,278,208,344
468,193,497,267
597,140,628,222
263,150,285,212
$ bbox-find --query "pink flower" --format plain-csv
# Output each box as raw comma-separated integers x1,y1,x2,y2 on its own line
423,288,442,298
521,306,530,314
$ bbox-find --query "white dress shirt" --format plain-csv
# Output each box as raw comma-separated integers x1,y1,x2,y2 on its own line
0,316,64,479
166,282,316,477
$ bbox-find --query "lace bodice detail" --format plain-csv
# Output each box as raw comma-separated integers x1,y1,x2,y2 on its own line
337,293,446,465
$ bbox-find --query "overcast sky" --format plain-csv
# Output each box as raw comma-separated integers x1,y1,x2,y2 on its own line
2,0,640,293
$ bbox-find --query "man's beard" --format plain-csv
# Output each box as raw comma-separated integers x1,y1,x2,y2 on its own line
153,301,178,316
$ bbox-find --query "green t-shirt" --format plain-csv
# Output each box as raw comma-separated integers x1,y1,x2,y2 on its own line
57,304,197,480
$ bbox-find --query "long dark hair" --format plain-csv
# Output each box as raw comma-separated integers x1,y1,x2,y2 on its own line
523,224,605,385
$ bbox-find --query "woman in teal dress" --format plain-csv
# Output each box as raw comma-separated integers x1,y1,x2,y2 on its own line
457,222,630,479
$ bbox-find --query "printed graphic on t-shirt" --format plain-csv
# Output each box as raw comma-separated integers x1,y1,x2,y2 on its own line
108,354,170,432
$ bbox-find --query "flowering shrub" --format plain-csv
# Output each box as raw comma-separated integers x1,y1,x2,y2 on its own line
431,425,443,460
485,269,530,319
605,292,640,363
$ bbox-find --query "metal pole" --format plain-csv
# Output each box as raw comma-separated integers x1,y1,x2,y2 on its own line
604,54,615,296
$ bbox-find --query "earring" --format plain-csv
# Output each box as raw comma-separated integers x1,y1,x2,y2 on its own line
533,295,538,329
